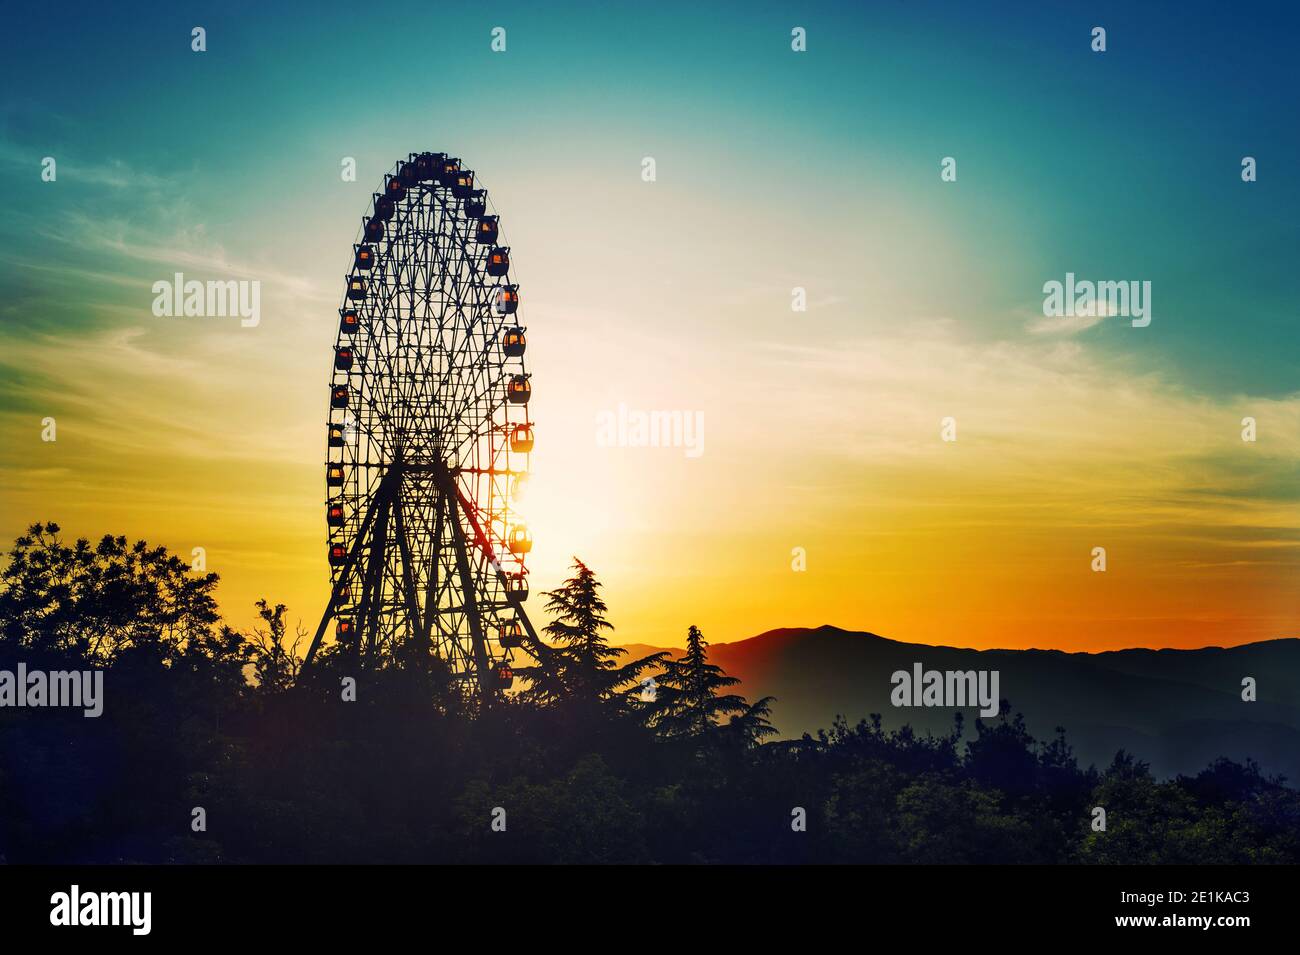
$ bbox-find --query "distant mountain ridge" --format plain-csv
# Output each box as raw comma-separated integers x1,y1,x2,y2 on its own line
619,626,1300,782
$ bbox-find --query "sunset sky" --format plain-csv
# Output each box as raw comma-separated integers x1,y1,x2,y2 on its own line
1,1,1296,652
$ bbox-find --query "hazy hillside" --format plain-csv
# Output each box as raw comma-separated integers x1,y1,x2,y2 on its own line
620,626,1300,782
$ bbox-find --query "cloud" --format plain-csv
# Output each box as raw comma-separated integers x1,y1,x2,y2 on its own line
0,133,329,308
0,139,173,191
36,210,328,303
1027,311,1109,335
739,319,1300,538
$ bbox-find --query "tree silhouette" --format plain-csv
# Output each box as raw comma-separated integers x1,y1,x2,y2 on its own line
965,701,1039,798
0,522,221,664
248,599,306,694
723,695,779,747
3,523,1298,865
523,557,664,713
651,625,748,738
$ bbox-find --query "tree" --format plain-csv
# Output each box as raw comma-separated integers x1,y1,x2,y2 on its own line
248,599,306,694
965,701,1039,798
523,558,664,712
0,521,222,664
723,695,779,747
651,625,748,739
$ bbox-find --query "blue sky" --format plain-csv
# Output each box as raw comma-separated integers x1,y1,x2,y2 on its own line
6,0,1297,392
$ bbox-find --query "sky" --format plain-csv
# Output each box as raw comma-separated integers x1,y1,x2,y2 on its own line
0,0,1296,652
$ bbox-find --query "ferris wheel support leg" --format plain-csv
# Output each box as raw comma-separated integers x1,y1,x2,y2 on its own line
445,491,496,698
447,484,549,666
417,491,446,651
301,467,395,671
356,486,392,667
444,480,551,675
390,494,428,654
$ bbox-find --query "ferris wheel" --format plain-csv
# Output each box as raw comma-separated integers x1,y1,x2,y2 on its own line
302,151,539,693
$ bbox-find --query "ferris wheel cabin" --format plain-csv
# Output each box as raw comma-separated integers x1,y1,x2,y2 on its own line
499,619,523,648
437,157,462,185
509,422,534,452
496,285,520,314
452,170,476,199
507,375,531,404
503,327,526,357
415,152,444,180
476,216,499,244
398,160,420,187
486,247,510,276
506,572,529,601
507,525,533,555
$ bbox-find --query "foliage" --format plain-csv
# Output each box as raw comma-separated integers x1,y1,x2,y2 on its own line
522,557,664,719
2,524,1297,864
650,624,747,738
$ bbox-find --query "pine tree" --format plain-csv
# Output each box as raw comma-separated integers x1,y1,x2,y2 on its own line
651,625,750,738
722,695,779,747
523,557,664,711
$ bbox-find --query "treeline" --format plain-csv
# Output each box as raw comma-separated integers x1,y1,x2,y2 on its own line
1,523,1297,864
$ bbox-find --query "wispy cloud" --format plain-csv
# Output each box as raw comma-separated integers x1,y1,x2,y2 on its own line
1027,310,1111,335
36,210,328,302
746,319,1300,532
0,140,173,191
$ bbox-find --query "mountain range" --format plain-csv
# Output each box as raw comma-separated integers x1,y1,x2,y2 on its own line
619,626,1300,782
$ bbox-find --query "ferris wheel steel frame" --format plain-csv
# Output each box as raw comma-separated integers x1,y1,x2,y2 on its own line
301,151,541,695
